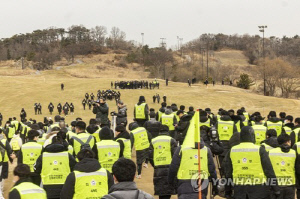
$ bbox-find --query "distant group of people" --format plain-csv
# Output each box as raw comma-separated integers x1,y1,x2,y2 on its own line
112,79,160,90
34,103,42,115
152,94,167,104
48,102,74,116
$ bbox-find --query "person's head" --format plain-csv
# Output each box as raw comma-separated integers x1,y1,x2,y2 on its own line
177,110,184,118
75,121,86,133
13,117,16,121
115,125,126,136
149,111,156,119
161,102,167,108
31,124,40,131
54,115,61,122
221,110,229,116
71,121,77,130
128,122,139,131
279,112,286,119
200,110,207,117
277,133,291,146
76,117,82,121
160,125,169,134
237,109,243,116
268,111,277,118
228,109,235,116
112,158,136,182
59,121,66,129
189,106,194,112
89,119,97,125
13,164,31,183
100,98,106,104
27,130,40,141
86,125,97,134
180,105,185,111
117,100,124,107
266,129,277,138
255,115,264,123
240,126,255,143
51,130,65,144
295,118,300,126
99,126,113,140
77,148,95,161
138,96,145,103
205,108,211,114
285,115,293,124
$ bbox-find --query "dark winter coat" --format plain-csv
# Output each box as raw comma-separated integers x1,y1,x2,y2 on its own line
149,133,177,195
116,105,127,126
175,114,192,144
168,140,217,198
291,125,300,146
155,107,166,121
144,118,162,139
0,138,13,180
102,182,154,199
34,143,76,199
200,130,224,155
60,158,114,199
93,103,109,125
261,137,279,149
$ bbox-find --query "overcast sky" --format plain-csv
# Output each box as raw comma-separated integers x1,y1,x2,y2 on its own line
1,0,299,48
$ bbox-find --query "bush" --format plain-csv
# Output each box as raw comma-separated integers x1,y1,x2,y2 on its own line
237,73,254,89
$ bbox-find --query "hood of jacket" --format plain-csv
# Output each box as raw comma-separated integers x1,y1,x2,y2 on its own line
268,117,282,123
114,130,131,140
165,108,173,115
285,123,294,129
280,144,291,153
74,158,101,172
200,116,209,123
44,143,66,153
265,137,279,148
220,115,232,121
159,107,166,113
180,114,192,122
119,105,127,112
108,182,138,193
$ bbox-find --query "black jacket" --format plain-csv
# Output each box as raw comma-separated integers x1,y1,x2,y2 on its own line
168,140,217,197
60,158,114,199
144,119,162,139
261,137,279,149
175,114,192,144
93,103,109,125
291,125,300,146
34,143,76,199
116,105,127,125
149,133,177,195
155,107,166,121
201,130,224,155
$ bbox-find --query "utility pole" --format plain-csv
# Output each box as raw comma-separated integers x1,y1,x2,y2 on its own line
177,36,180,51
200,47,205,80
160,38,166,48
206,40,209,80
21,57,24,69
141,33,144,46
259,25,267,96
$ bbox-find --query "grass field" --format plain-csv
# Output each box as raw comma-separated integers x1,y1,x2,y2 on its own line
1,54,300,198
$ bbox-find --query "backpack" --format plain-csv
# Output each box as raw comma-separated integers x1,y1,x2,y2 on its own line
72,135,93,150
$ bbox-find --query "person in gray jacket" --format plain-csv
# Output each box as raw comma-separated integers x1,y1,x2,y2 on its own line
115,100,127,127
102,158,154,199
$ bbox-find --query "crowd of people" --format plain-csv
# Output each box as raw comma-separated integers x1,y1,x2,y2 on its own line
112,80,160,89
47,102,74,116
82,90,121,111
1,95,300,199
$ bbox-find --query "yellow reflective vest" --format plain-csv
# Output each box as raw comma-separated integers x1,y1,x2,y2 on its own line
199,118,211,128
11,137,21,150
252,125,267,145
152,135,172,166
10,182,47,199
161,113,175,131
134,103,146,119
131,127,150,151
116,138,131,159
218,121,234,141
21,142,43,172
283,126,292,135
72,133,95,157
266,121,283,136
96,140,120,173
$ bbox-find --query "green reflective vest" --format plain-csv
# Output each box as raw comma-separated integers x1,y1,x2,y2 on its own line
8,127,15,139
134,103,146,119
261,143,274,152
1,139,8,162
10,182,47,199
41,152,70,185
96,140,120,173
266,121,283,136
269,147,296,185
152,135,172,166
158,111,164,122
218,121,234,141
252,125,267,145
92,129,101,143
131,127,150,151
283,126,292,135
11,120,20,131
243,119,249,127
231,142,266,185
243,112,250,120
116,138,131,159
236,120,241,133
72,133,95,157
68,145,74,155
295,142,300,154
177,146,209,180
161,113,175,131
37,134,47,146
294,128,300,143
21,142,43,172
11,137,21,150
73,168,108,199
199,119,211,128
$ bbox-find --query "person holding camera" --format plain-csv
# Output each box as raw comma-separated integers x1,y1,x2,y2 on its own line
112,100,127,127
200,125,224,156
92,98,109,128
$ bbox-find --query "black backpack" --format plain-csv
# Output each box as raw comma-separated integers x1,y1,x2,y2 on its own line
72,135,93,150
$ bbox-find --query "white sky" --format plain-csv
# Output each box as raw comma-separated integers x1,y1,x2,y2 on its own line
1,0,299,48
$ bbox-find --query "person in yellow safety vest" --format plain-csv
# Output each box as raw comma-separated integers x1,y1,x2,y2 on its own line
0,128,16,197
66,121,77,142
204,108,214,123
34,133,76,199
216,110,238,176
175,110,193,145
241,107,250,120
282,115,294,136
144,111,162,139
291,132,300,198
291,118,300,147
19,122,30,143
260,129,279,152
61,149,114,199
134,96,149,127
114,125,133,159
265,111,283,136
11,117,20,132
224,126,280,199
69,121,96,159
252,115,268,145
9,164,47,199
46,115,61,134
156,102,167,122
129,122,152,179
229,109,244,133
199,110,212,128
4,121,16,142
160,106,178,139
168,134,217,198
149,125,176,198
94,127,122,173
269,134,296,198
102,158,154,199
18,130,42,186
9,130,22,155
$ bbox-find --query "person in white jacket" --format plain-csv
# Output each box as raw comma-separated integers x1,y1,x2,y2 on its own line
9,131,22,156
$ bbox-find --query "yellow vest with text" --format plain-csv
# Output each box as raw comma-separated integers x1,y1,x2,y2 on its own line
8,127,15,139
1,139,8,162
135,103,146,119
37,134,47,146
231,142,266,185
267,121,283,136
41,152,70,185
92,129,101,143
252,125,267,145
218,121,234,141
199,118,211,128
11,137,21,150
72,133,95,157
73,168,108,199
152,135,172,166
261,143,274,152
116,138,131,159
96,140,120,173
10,182,47,199
177,146,209,180
131,127,150,151
21,142,43,172
161,113,175,131
269,147,296,185
283,126,292,135
11,120,20,131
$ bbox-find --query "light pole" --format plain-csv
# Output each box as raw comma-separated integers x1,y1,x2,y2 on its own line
160,38,166,48
141,33,144,46
259,25,267,96
177,36,179,51
200,47,205,80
